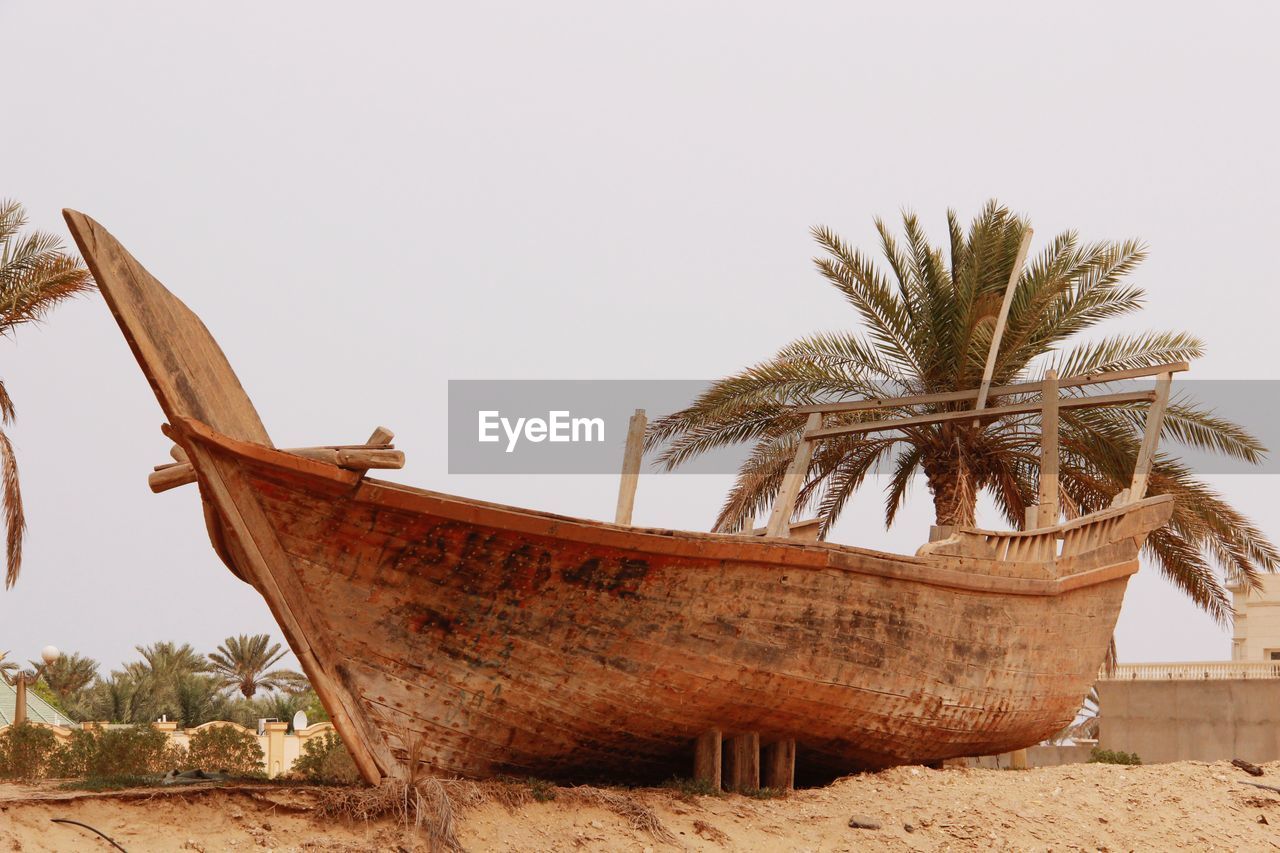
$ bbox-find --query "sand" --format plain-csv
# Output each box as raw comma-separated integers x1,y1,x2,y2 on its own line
2,760,1277,851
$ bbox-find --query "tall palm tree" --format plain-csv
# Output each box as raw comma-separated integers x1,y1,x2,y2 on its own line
208,634,304,699
0,200,95,588
648,202,1276,623
0,650,17,681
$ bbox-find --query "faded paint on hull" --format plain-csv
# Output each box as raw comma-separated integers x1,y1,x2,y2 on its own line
187,421,1162,783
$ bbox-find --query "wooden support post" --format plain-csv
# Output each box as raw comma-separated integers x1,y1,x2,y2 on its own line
723,732,760,792
1129,372,1172,502
1038,368,1059,526
693,729,722,789
614,409,646,525
761,739,795,791
1009,748,1028,770
973,228,1034,423
766,413,822,537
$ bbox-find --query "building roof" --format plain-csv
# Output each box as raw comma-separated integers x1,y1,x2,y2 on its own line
0,679,73,727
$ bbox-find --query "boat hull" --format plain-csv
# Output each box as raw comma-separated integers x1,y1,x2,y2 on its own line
60,208,1175,785
186,420,1163,783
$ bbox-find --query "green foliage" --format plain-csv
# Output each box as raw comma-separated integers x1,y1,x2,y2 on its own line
740,786,788,800
186,725,265,776
662,776,723,797
526,777,557,802
496,775,558,802
303,690,330,724
1089,747,1141,765
58,775,154,792
0,722,58,780
291,730,358,783
647,201,1279,622
50,725,184,780
30,678,66,715
36,652,99,714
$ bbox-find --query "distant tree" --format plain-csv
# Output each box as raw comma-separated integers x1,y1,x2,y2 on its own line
35,651,99,711
0,651,17,681
208,635,303,699
253,690,309,730
132,642,209,682
303,690,330,724
0,200,95,588
82,671,157,724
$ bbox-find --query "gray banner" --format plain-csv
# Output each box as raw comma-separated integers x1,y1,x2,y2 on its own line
447,379,1280,475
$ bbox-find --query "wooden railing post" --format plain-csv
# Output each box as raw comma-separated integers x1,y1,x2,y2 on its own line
1129,372,1172,502
765,413,822,537
1038,368,1059,526
614,409,647,525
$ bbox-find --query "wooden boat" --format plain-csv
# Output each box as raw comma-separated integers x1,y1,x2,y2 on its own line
65,209,1182,788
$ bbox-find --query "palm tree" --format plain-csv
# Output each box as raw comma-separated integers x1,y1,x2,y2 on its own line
0,650,17,681
208,634,304,699
0,200,95,588
34,651,99,709
132,641,209,681
647,202,1277,623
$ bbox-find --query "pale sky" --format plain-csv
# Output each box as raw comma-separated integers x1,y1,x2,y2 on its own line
2,1,1277,672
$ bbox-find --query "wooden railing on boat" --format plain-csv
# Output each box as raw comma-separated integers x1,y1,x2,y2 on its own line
149,426,403,493
764,359,1187,541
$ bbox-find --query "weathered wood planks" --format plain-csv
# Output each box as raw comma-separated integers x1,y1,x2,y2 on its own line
72,209,1182,788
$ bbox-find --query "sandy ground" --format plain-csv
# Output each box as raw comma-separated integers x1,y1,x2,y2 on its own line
3,760,1279,852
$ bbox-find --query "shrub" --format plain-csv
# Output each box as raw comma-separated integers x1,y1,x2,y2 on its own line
1089,747,1141,766
662,776,723,798
0,722,58,780
51,725,185,779
292,730,358,783
186,725,265,776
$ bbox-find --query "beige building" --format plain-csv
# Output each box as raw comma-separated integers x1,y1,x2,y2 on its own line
1097,571,1280,763
1229,573,1280,663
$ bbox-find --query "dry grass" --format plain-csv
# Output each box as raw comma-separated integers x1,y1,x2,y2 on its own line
558,785,676,844
314,727,674,848
316,776,677,848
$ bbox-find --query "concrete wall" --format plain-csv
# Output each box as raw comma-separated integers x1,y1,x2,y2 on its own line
1097,679,1280,764
963,743,1095,769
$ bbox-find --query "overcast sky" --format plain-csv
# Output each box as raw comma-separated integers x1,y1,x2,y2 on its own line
2,2,1277,673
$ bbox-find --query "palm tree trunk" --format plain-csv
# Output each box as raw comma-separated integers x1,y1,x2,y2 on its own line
923,458,978,527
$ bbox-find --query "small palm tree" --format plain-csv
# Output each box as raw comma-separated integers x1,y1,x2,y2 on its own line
0,200,95,587
648,202,1277,622
208,634,304,699
0,650,17,681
